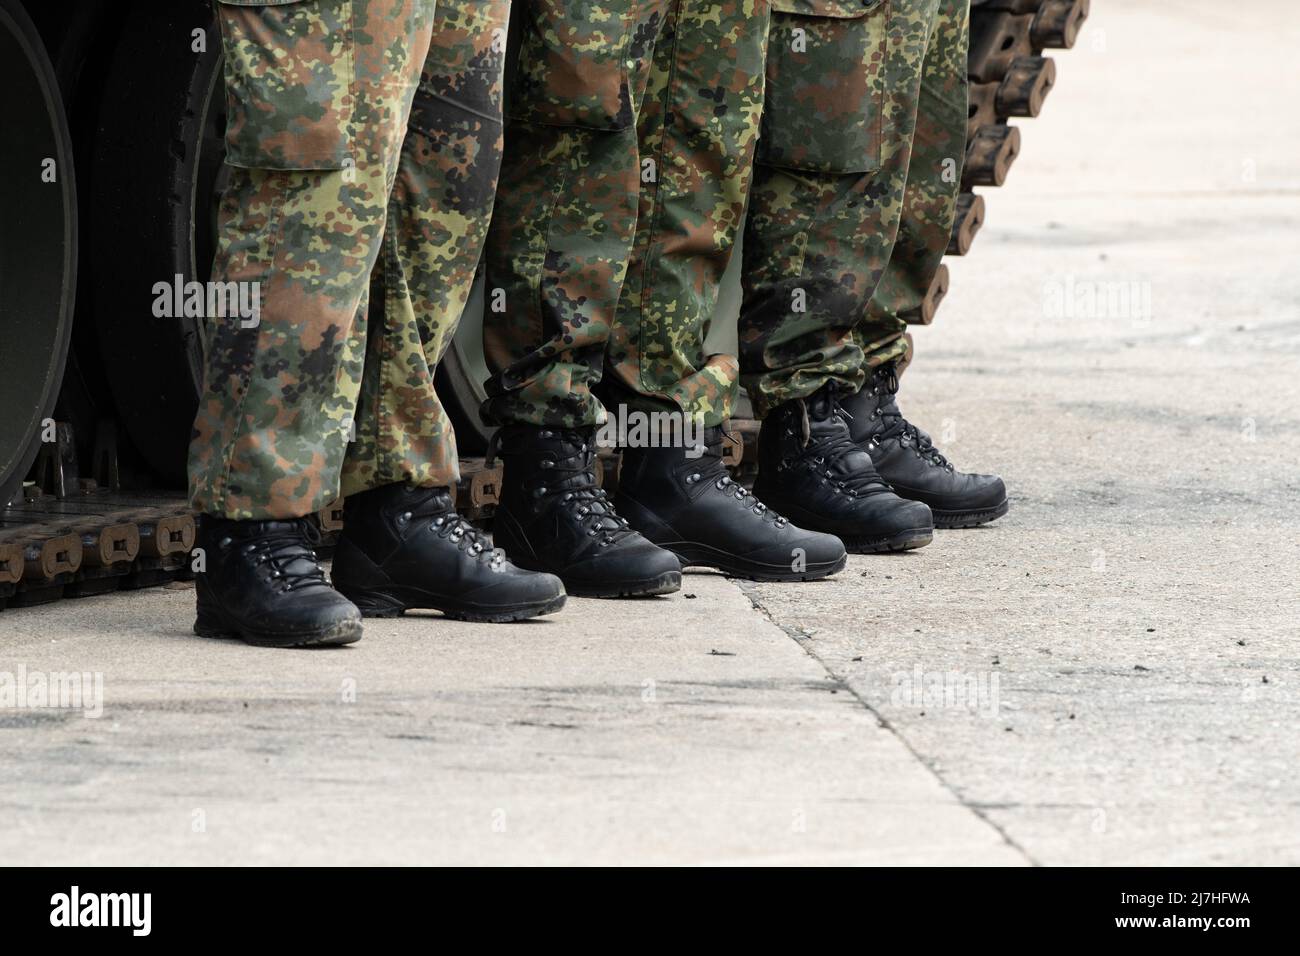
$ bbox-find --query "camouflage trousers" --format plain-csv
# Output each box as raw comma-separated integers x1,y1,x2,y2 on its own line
481,0,770,429
740,0,969,416
189,0,510,520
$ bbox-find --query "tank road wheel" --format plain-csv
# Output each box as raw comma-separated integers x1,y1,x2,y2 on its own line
435,279,495,455
0,0,77,506
86,0,502,469
88,0,224,485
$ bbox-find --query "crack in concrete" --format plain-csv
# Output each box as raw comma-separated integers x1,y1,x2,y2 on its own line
730,577,1040,867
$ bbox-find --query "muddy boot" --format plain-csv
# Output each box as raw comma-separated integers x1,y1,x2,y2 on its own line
194,517,362,647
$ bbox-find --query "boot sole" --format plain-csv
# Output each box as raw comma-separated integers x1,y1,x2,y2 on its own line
335,586,567,624
194,611,362,648
932,499,1010,529
562,570,682,599
838,527,934,554
664,543,847,583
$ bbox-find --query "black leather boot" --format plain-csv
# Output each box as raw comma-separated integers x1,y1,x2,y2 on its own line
194,517,362,647
755,385,934,553
843,363,1009,528
616,426,847,581
490,425,682,598
331,483,566,622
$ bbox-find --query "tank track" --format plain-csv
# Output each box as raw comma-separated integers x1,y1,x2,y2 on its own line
903,0,1090,332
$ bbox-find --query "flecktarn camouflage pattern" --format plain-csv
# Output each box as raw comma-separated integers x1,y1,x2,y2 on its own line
483,0,966,428
861,0,969,361
740,0,969,415
189,0,511,519
481,0,770,430
603,0,769,429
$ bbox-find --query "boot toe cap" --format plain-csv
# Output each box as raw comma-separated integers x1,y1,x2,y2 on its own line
463,569,567,611
972,474,1008,508
891,498,935,533
755,527,846,569
565,541,682,590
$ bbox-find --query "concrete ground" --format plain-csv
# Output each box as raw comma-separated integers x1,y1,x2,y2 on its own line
1,0,1297,865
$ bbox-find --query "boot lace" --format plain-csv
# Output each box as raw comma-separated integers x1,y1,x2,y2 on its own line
242,521,331,594
683,437,789,527
534,429,637,549
869,365,952,470
404,488,506,568
800,391,893,498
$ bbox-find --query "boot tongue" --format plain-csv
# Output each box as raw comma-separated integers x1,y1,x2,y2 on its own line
865,365,940,460
540,430,629,533
279,549,323,580
813,419,876,477
868,364,905,435
689,425,729,475
546,433,600,493
402,485,455,520
874,385,905,436
804,389,858,456
256,520,328,585
804,392,885,485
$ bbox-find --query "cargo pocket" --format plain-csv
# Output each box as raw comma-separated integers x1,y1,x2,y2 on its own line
215,0,356,170
508,0,636,131
758,0,889,174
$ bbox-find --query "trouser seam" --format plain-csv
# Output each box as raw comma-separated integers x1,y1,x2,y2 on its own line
633,0,688,411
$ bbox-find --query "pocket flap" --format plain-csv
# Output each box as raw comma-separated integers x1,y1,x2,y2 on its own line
217,0,356,170
771,0,885,18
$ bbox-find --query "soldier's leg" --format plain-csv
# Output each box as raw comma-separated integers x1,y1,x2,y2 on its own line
479,0,654,429
329,0,566,622
845,0,1010,528
858,0,969,367
190,0,433,520
187,0,436,647
607,1,847,582
740,0,939,554
604,0,766,428
485,1,683,598
741,0,942,415
342,0,512,500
